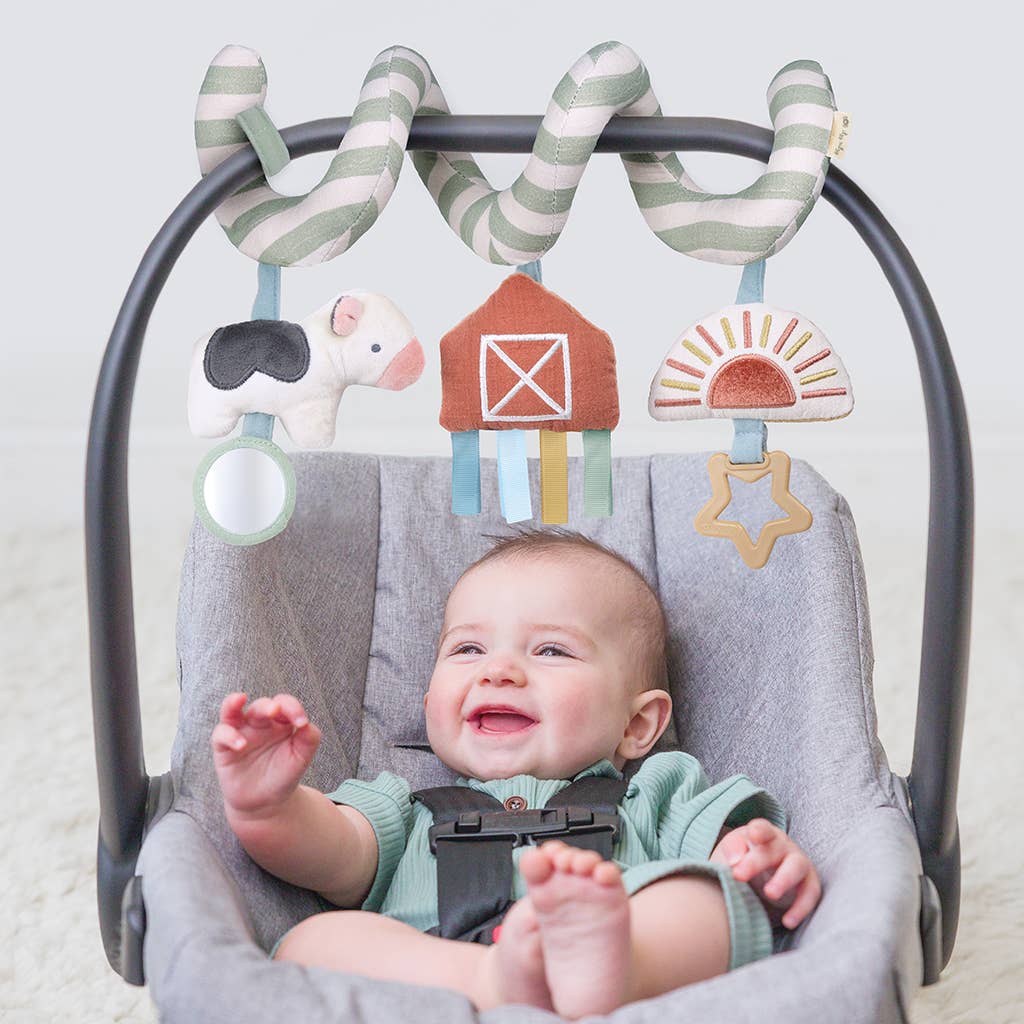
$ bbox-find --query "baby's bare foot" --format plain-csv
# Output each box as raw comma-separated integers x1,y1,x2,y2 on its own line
519,839,631,1019
492,897,553,1011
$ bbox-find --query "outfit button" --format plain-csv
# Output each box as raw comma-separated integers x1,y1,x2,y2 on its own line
503,795,527,812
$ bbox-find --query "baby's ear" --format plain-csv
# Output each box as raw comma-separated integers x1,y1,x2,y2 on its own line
618,689,672,761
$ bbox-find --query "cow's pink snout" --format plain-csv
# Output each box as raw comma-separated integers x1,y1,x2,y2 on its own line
376,338,425,391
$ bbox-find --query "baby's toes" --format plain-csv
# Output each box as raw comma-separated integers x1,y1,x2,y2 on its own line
520,844,558,884
593,860,621,886
549,842,580,873
568,848,603,876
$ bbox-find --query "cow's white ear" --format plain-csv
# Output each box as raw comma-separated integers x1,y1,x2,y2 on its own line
331,296,364,336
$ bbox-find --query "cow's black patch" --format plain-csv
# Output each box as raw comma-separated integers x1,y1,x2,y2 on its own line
204,320,310,390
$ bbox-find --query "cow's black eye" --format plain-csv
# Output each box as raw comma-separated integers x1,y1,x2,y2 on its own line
371,343,381,353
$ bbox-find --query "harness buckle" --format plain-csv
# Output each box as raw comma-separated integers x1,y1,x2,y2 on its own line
428,805,619,854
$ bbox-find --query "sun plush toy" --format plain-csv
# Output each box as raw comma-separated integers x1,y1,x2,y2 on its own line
650,296,853,568
650,303,851,421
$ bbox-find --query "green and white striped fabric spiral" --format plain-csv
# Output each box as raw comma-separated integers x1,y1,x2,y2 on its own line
195,42,836,267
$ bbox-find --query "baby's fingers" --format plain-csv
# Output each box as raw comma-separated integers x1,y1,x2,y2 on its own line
731,835,788,882
245,696,282,725
744,818,783,846
271,693,309,728
763,850,811,901
219,692,248,726
211,722,248,755
711,829,752,867
780,871,822,929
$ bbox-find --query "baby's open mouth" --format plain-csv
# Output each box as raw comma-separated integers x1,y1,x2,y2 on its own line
468,706,539,735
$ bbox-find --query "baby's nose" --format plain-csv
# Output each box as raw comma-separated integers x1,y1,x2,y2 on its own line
480,659,527,687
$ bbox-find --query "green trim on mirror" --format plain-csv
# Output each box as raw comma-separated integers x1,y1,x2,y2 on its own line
193,435,296,546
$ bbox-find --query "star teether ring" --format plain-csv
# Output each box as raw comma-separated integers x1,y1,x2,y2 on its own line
694,451,812,569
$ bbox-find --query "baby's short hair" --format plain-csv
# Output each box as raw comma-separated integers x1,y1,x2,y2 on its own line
463,528,669,695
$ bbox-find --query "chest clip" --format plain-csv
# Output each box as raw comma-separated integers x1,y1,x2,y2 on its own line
428,805,620,854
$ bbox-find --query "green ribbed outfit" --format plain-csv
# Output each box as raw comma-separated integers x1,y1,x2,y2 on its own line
321,751,787,971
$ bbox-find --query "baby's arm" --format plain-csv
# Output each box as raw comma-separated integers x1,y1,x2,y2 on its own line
212,692,379,907
710,819,821,929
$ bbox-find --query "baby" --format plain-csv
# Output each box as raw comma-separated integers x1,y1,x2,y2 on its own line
213,529,821,1019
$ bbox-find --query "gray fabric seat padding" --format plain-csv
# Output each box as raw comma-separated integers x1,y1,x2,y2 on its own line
144,452,923,1022
140,803,920,1023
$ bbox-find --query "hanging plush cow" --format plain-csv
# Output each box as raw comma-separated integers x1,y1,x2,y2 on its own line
188,290,424,448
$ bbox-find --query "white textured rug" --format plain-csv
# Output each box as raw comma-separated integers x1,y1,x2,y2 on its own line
4,494,1021,1022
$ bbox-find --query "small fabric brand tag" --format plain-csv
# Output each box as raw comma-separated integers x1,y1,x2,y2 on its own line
828,112,852,159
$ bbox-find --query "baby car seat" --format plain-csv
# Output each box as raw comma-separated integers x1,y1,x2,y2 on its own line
86,115,971,1024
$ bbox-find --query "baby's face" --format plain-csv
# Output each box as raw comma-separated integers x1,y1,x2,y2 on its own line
423,553,638,781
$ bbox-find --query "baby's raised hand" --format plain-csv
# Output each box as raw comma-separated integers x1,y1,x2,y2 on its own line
710,818,821,929
211,692,321,818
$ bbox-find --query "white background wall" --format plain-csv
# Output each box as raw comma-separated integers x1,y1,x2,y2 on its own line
4,0,1018,540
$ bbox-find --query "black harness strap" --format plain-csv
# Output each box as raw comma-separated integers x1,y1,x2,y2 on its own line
411,787,512,942
543,775,627,857
412,775,628,944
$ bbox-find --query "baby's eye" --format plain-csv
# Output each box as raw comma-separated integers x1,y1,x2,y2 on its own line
536,644,571,657
451,642,484,656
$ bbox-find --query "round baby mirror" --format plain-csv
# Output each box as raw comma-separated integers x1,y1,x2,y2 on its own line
194,437,296,546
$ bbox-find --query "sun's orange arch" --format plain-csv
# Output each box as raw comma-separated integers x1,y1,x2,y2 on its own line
707,355,796,409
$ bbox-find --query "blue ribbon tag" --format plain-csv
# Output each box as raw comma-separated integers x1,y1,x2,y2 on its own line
496,430,532,523
451,430,482,515
730,260,767,462
736,259,765,305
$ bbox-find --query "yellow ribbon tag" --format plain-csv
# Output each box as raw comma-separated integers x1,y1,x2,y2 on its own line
539,429,569,524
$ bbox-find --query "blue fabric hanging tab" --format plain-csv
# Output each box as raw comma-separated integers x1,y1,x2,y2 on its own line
252,262,281,320
451,430,482,515
730,418,767,464
730,260,768,463
517,259,543,283
736,258,766,305
241,263,283,441
496,430,533,523
242,413,275,440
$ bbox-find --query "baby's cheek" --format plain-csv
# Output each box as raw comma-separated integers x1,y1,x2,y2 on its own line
423,700,442,736
424,695,458,741
560,692,603,730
